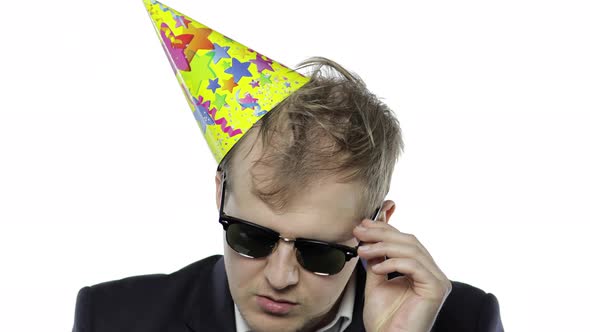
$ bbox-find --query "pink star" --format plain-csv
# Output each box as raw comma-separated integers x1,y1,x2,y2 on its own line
250,54,274,73
239,93,258,104
174,15,191,28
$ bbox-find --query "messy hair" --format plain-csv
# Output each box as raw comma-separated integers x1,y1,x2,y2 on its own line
218,57,404,221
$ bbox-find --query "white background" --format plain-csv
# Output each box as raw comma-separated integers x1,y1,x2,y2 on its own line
1,0,589,331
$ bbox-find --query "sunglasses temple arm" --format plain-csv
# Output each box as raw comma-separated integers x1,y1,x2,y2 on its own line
219,172,227,216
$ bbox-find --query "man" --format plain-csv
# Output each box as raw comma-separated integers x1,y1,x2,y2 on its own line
73,2,504,331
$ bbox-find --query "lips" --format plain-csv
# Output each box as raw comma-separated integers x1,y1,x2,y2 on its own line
262,295,296,304
256,295,298,315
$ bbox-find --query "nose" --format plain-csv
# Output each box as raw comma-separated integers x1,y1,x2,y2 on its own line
263,237,300,290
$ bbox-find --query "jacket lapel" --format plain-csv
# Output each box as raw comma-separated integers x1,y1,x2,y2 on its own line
183,256,237,332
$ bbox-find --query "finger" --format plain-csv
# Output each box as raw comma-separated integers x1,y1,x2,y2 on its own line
354,222,444,280
359,219,425,247
354,224,431,255
358,242,447,282
371,258,447,300
364,254,390,292
355,221,411,244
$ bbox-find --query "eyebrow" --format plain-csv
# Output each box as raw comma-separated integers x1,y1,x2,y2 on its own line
220,173,356,246
225,211,353,246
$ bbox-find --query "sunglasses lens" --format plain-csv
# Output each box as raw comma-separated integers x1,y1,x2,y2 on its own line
296,242,347,275
226,222,277,258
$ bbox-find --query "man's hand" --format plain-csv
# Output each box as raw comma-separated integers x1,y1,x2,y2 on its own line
353,217,452,332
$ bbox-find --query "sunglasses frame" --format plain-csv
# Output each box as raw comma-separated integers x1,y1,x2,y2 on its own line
217,171,372,276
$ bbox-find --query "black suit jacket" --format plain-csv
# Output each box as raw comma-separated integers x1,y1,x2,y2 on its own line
73,255,504,331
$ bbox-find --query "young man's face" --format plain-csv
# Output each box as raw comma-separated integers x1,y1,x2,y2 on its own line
215,132,365,332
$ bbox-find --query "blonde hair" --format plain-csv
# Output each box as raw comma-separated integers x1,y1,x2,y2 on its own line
218,57,404,221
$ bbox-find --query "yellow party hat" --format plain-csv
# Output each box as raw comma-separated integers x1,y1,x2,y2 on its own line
143,0,310,164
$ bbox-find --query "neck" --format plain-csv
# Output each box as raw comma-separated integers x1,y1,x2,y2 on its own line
301,272,354,332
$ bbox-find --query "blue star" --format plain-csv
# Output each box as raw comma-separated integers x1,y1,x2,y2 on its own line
207,78,221,93
173,14,189,28
157,2,170,12
192,98,215,134
224,58,252,83
210,43,230,64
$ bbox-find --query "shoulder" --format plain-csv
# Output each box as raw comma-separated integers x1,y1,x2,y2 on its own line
433,281,504,332
73,255,222,332
77,254,221,305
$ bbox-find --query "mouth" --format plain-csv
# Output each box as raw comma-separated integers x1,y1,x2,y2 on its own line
255,295,298,315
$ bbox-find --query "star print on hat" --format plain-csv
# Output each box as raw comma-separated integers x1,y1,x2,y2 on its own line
143,0,309,163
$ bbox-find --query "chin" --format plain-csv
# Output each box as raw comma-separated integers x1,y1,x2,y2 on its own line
248,318,301,332
247,319,306,332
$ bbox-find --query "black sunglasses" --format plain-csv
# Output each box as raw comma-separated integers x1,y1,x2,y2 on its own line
217,172,381,276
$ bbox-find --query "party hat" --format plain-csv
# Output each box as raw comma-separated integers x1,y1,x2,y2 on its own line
143,0,310,164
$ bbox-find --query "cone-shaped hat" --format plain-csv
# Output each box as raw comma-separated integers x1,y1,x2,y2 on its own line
143,0,309,163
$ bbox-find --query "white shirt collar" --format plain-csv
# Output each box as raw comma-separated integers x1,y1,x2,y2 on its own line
235,272,357,332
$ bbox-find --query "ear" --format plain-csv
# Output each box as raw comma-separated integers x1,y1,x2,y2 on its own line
215,170,223,211
379,200,396,224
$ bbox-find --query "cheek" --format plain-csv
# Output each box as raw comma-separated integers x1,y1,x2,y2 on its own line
304,258,358,303
224,242,264,290
307,279,340,301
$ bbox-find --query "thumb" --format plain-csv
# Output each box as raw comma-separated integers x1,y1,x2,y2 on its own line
363,255,388,293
